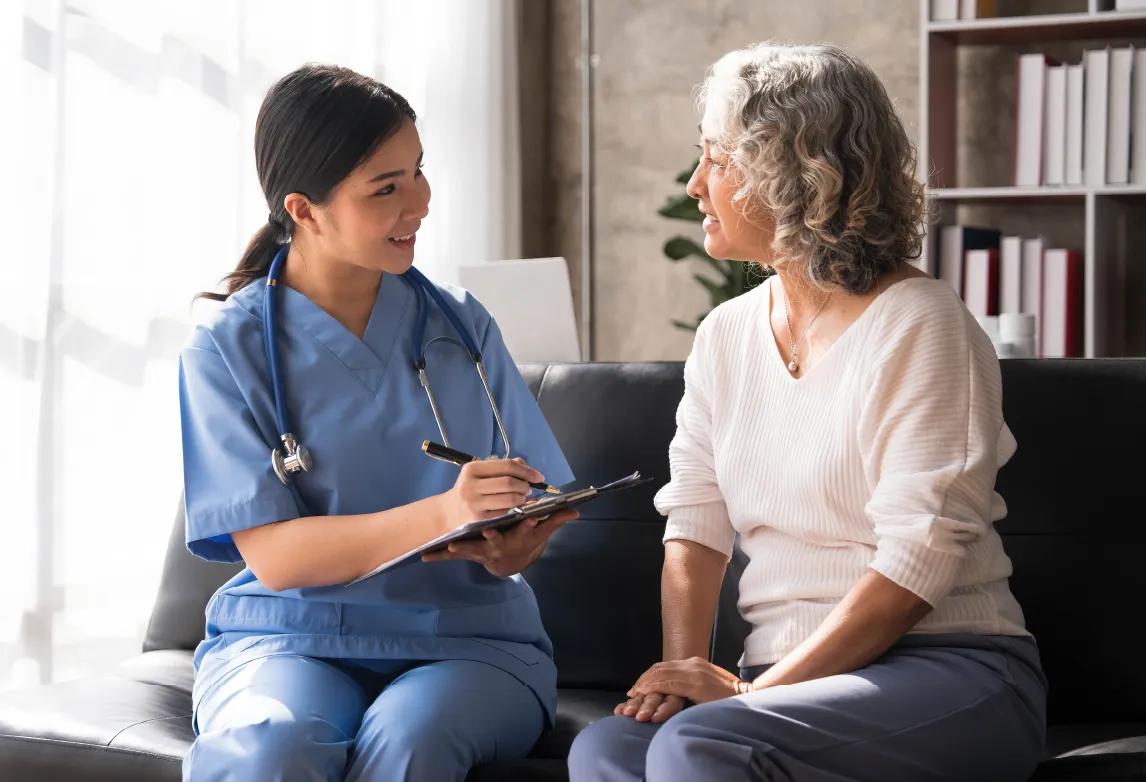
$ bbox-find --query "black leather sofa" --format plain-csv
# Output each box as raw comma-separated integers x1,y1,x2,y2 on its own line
1,359,1144,781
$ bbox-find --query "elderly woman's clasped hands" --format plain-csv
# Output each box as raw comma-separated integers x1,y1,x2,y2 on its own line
615,657,752,723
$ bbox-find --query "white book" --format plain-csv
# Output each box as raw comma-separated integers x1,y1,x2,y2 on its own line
1041,249,1082,358
1000,236,1023,314
1115,0,1146,9
1085,49,1110,186
1016,54,1049,186
931,0,959,20
1107,47,1134,185
1044,65,1067,186
1021,237,1045,356
1133,50,1146,184
940,226,964,296
1065,63,1085,186
964,249,998,317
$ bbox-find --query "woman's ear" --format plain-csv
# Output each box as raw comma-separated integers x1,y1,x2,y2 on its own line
283,193,320,236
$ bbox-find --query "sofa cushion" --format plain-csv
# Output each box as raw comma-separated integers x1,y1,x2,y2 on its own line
1030,753,1146,781
532,688,624,759
1048,723,1146,759
0,648,624,782
0,650,193,781
0,735,181,782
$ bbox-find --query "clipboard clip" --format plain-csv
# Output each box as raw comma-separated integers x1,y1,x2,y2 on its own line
514,485,599,515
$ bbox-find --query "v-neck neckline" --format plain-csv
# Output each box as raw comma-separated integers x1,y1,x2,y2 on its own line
277,272,414,382
764,275,928,383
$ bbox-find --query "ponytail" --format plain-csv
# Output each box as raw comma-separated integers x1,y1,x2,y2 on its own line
196,218,287,302
197,64,416,302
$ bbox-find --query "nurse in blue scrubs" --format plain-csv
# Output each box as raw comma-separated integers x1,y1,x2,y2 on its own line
179,64,577,781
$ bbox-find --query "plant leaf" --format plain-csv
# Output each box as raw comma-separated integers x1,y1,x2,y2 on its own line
700,256,735,283
658,193,703,221
675,163,697,185
693,273,728,302
663,236,708,261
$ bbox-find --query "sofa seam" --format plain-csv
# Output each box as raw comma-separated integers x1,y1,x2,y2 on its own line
106,713,192,747
537,363,553,403
0,733,183,762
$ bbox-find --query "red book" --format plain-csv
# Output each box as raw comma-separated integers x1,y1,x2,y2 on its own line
964,248,1000,317
1041,249,1084,357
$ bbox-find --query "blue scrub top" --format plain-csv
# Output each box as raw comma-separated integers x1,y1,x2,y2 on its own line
178,267,575,726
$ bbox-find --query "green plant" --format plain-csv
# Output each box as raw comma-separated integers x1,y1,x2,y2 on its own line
659,162,770,331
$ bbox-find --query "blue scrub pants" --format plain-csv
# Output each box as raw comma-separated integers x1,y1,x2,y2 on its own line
183,656,544,781
568,634,1046,782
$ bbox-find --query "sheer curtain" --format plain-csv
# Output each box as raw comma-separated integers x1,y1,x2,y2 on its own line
2,0,521,690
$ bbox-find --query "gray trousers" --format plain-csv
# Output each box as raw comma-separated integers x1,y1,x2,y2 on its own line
568,634,1046,782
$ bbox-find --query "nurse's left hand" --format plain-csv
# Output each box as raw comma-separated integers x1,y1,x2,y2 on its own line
420,509,579,577
627,657,751,704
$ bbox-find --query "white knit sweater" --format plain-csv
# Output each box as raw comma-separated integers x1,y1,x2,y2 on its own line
654,276,1029,667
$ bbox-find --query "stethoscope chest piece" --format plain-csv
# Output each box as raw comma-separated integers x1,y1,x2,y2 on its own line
271,433,312,485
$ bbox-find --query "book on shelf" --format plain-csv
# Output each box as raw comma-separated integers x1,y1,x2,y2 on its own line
1043,65,1067,186
1115,0,1146,10
1041,249,1084,359
1085,49,1110,187
1016,53,1054,187
964,249,1000,317
939,226,1000,298
1133,50,1146,185
1107,47,1134,185
931,0,958,21
1000,236,1023,314
1065,63,1085,187
1021,238,1045,357
959,0,995,19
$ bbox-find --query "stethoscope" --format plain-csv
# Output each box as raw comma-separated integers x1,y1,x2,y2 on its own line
262,244,512,489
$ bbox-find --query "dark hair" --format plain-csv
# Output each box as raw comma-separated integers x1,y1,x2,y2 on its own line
199,64,416,301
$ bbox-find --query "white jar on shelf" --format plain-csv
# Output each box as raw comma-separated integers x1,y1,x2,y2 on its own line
1000,313,1037,358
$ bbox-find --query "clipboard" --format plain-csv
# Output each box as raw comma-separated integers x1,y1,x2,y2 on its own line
347,471,653,584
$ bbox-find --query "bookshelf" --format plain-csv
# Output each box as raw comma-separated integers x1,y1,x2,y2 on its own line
919,0,1146,357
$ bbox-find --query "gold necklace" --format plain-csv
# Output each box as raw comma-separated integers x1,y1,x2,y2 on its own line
782,286,833,374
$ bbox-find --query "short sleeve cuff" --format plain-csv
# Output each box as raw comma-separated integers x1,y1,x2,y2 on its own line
185,492,300,563
662,501,736,560
868,537,964,607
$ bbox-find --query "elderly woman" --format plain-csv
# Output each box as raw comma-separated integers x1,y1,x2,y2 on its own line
568,44,1046,782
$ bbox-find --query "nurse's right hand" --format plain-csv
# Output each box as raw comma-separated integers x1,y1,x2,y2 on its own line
441,457,544,525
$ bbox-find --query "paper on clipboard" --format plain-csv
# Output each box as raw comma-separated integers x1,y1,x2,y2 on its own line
347,471,652,585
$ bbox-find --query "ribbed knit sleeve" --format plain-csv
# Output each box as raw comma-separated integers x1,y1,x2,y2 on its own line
654,316,737,559
858,290,1010,607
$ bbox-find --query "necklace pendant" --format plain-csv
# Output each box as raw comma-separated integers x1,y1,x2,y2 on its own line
787,359,799,373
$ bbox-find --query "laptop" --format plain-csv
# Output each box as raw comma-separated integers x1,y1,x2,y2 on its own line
458,257,582,363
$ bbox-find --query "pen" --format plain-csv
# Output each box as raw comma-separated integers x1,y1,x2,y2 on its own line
421,440,563,495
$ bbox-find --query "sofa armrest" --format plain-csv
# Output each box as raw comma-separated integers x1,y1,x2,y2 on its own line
0,650,193,782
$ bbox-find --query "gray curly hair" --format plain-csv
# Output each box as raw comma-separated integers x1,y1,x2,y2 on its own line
698,43,926,294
